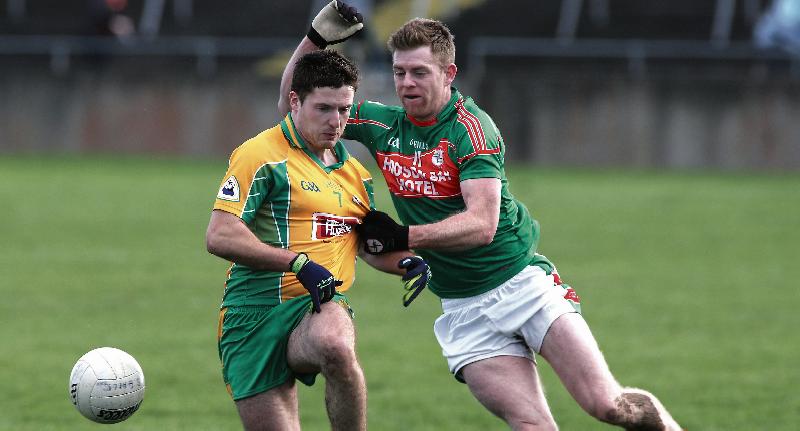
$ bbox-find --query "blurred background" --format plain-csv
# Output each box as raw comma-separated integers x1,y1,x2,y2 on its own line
2,0,799,169
1,1,799,430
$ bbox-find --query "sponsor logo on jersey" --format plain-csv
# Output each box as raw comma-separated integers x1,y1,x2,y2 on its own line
387,137,400,148
312,212,360,240
217,176,240,201
408,139,426,150
376,139,460,198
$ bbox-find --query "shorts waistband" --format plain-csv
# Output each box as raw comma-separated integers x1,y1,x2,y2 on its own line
222,304,276,313
439,265,546,313
440,286,501,313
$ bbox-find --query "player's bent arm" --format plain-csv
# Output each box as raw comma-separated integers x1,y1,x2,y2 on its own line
408,178,501,251
278,1,364,115
358,248,413,276
205,209,296,271
277,37,321,116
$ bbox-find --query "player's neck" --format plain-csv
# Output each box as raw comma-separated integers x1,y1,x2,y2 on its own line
320,148,338,165
308,147,338,165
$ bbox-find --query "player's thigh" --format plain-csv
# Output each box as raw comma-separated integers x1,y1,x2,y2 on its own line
235,379,300,431
219,304,309,401
539,313,621,414
461,355,556,428
287,296,356,373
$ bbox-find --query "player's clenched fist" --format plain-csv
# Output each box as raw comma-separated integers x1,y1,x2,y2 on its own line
307,1,364,49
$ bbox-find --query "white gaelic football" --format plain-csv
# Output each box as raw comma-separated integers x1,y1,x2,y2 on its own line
69,347,145,423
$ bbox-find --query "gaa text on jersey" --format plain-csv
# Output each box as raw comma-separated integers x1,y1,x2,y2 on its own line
301,180,321,192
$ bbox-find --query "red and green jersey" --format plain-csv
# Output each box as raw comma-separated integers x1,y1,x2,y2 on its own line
213,114,374,307
343,88,543,298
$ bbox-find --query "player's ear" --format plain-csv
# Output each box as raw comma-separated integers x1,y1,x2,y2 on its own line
289,91,302,113
444,63,457,85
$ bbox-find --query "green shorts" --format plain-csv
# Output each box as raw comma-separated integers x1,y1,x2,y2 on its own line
218,293,352,400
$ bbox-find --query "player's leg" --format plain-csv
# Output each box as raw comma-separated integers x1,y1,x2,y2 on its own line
219,305,305,431
539,313,681,430
234,379,300,431
287,300,366,431
461,356,558,430
434,265,566,430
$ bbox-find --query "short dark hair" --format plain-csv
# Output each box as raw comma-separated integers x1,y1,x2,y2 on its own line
388,18,455,68
291,50,359,102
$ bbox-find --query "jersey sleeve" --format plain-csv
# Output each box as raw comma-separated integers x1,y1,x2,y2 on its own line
453,106,505,181
213,138,280,224
344,100,394,153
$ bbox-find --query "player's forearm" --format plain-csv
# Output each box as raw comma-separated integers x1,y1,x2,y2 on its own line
277,37,322,115
206,211,296,271
209,234,294,271
408,210,496,251
359,249,412,275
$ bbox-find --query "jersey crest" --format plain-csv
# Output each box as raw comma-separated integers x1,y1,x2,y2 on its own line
217,175,240,202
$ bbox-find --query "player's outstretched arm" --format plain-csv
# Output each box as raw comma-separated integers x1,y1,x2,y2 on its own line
407,178,501,250
357,249,410,275
355,178,501,254
277,1,364,115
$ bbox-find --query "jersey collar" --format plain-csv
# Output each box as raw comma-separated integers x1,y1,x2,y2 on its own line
405,87,461,127
280,113,350,173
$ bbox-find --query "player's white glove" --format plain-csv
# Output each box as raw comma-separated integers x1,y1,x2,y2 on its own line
307,1,364,49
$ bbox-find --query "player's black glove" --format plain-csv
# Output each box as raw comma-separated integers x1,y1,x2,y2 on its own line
291,253,342,313
355,210,409,255
398,256,431,307
307,0,364,49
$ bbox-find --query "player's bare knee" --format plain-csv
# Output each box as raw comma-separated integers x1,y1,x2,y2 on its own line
317,337,357,374
603,391,665,431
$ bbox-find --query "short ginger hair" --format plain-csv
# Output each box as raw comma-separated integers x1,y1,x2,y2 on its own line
387,18,456,68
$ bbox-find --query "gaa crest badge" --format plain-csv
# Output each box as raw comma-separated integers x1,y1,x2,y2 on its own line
432,149,444,167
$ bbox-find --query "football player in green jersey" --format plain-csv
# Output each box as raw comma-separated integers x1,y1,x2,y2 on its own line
207,7,430,430
279,2,683,431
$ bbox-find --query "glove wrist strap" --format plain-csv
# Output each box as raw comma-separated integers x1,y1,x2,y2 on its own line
397,226,410,251
290,253,309,273
306,28,328,49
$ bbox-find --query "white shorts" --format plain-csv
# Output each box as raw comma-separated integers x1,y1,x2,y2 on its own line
433,264,579,382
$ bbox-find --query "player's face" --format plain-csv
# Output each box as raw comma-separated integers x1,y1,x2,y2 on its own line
291,86,354,157
392,46,456,122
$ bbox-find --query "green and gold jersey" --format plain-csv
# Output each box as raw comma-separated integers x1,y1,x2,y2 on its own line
213,114,374,307
343,88,541,298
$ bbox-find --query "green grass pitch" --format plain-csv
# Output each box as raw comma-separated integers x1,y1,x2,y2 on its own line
0,155,797,430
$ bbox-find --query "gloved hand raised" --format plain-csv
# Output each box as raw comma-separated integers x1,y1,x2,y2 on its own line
398,256,431,307
291,253,342,313
307,1,364,49
355,210,409,255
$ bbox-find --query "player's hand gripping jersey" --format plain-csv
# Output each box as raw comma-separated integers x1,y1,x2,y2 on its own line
343,88,548,299
214,114,374,307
